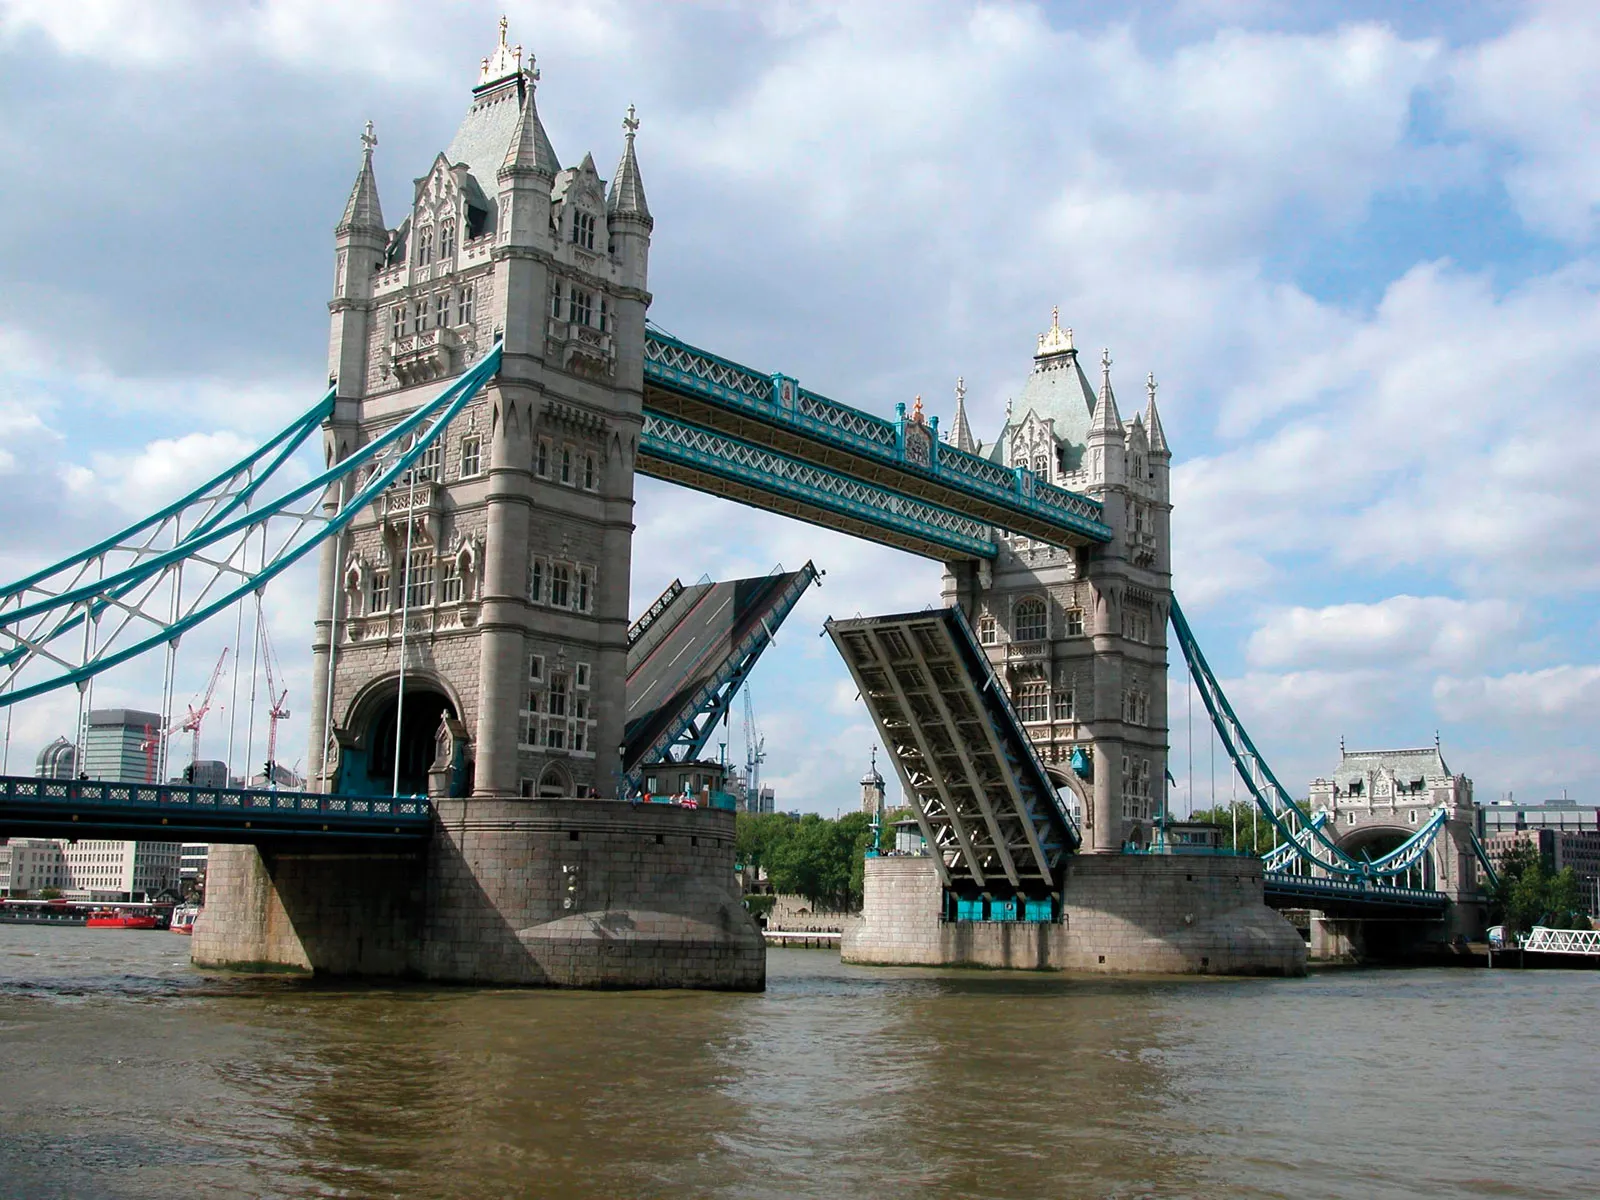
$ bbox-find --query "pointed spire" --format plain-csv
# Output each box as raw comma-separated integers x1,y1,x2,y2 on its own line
338,121,385,234
1090,347,1122,438
607,103,651,222
499,69,558,181
1145,371,1169,455
950,375,976,454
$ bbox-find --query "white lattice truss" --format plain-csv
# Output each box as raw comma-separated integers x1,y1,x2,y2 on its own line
1524,926,1600,955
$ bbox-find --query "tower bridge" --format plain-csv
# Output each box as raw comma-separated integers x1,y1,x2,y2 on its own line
0,22,1488,985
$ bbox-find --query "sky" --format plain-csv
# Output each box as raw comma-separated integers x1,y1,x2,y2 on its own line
1,0,1597,815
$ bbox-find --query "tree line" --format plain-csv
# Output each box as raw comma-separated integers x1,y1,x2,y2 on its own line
735,810,886,911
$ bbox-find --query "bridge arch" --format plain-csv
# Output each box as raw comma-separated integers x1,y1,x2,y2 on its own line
1336,824,1435,889
337,672,463,797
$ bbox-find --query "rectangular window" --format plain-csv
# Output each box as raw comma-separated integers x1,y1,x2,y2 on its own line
1052,690,1074,721
414,440,442,483
440,221,455,259
550,564,570,608
412,303,426,335
577,567,593,613
457,283,474,326
392,304,406,341
549,281,563,319
432,293,446,329
527,559,543,604
1065,609,1085,637
536,439,550,478
979,614,996,645
459,434,482,478
548,674,569,719
529,654,544,684
544,722,566,750
439,558,462,604
417,226,434,265
599,296,609,333
404,549,434,608
368,568,390,613
568,288,593,326
575,662,590,690
1017,682,1049,723
571,719,587,753
571,210,596,250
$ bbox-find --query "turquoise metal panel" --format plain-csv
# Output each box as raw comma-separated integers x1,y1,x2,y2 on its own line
639,412,998,560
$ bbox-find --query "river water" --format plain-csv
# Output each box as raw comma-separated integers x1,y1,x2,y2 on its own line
0,926,1594,1199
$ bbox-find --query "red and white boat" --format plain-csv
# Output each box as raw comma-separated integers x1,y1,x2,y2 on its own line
85,907,160,930
170,903,200,935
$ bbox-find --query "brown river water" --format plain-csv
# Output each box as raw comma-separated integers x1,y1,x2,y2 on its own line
0,924,1595,1199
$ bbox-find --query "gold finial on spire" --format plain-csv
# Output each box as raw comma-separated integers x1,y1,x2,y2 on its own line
499,13,509,44
623,103,640,140
1035,305,1075,358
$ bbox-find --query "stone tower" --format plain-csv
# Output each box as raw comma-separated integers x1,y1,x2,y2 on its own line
307,21,653,801
860,748,886,818
942,312,1172,852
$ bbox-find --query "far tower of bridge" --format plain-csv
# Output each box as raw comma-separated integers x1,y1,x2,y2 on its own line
309,20,653,802
943,313,1172,853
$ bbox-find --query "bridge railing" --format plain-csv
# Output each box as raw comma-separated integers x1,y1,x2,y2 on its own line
0,775,430,824
643,329,1110,543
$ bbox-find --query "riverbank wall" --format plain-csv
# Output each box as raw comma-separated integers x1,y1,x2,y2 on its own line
842,854,1306,976
191,798,765,990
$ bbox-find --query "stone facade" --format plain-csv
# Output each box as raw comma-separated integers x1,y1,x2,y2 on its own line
191,799,764,990
942,315,1172,852
307,21,652,803
843,855,1305,976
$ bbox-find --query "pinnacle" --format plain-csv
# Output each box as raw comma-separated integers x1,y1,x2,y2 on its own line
338,121,385,234
607,104,651,222
1145,371,1169,455
500,75,559,180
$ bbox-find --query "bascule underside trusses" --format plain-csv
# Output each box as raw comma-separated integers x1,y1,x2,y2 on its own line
827,606,1076,893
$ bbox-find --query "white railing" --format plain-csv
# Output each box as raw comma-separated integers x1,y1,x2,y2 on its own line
1524,926,1600,955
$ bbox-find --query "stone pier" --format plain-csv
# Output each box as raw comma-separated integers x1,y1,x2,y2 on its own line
192,799,765,990
842,855,1306,976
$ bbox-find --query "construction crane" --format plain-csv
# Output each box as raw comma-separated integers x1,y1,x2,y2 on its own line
742,687,766,811
259,621,290,789
167,647,229,783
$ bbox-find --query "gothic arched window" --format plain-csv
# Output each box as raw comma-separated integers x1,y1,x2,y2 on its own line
439,220,455,260
537,762,570,798
417,224,434,265
1014,597,1047,642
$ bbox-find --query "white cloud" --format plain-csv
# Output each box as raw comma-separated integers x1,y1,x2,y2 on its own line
1446,0,1600,242
1247,596,1524,672
1434,665,1600,722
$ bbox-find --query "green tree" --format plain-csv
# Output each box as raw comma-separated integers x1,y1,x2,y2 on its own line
734,812,798,878
38,887,62,900
765,812,875,910
1488,837,1590,932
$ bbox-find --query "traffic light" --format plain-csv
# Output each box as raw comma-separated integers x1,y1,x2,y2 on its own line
182,763,195,784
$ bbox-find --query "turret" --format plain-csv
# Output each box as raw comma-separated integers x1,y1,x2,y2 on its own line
1144,372,1170,501
606,105,653,294
329,122,387,397
1085,348,1125,492
949,376,976,454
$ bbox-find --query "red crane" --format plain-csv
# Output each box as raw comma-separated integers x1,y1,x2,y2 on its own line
166,648,229,782
260,623,290,788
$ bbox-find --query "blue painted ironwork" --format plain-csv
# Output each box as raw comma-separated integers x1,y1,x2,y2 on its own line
0,345,502,708
0,774,431,842
638,411,998,560
624,564,819,787
1262,872,1450,914
643,328,1112,546
1171,595,1455,885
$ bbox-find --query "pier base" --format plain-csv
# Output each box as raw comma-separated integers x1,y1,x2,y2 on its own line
842,854,1305,976
192,798,765,990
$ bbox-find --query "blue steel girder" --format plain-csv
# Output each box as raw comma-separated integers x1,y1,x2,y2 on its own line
1262,872,1450,916
638,412,998,562
642,329,1112,550
0,774,431,844
1171,594,1454,885
0,344,503,708
624,564,820,785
